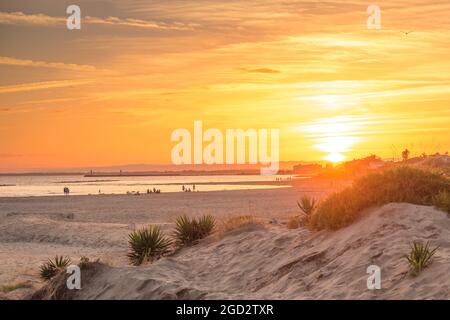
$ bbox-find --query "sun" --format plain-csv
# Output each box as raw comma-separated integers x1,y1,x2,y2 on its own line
324,152,346,163
303,116,362,164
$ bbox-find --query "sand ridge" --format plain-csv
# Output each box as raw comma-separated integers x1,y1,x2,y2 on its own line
45,203,450,300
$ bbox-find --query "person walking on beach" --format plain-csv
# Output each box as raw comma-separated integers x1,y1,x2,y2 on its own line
193,184,196,191
63,187,70,195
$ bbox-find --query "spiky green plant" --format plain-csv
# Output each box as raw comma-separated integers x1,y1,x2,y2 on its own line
406,241,439,276
297,196,317,225
174,215,215,246
198,215,215,237
173,215,199,246
127,226,172,266
39,256,71,281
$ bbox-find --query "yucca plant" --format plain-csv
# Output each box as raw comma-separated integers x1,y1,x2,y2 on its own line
39,256,71,281
406,241,439,276
297,196,317,224
174,215,215,246
198,215,215,237
127,226,172,266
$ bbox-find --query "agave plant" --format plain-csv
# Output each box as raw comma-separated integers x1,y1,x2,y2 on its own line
296,196,317,224
174,215,215,247
406,241,439,276
198,215,215,237
39,256,71,281
127,226,172,266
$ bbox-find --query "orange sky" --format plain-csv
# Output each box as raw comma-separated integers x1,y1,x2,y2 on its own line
1,1,450,171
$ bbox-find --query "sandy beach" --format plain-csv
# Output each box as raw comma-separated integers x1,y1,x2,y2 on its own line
0,182,329,299
1,173,449,300
46,203,450,300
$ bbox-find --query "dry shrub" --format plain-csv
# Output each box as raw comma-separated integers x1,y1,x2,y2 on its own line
28,260,105,300
1,282,30,293
216,215,263,238
287,216,303,229
432,190,450,213
311,166,450,230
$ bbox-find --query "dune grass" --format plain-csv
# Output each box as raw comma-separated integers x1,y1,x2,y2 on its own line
39,256,72,281
1,282,30,293
127,226,172,266
297,196,317,217
310,166,450,230
432,190,450,213
289,196,318,228
219,215,259,233
173,214,215,246
287,216,302,229
406,241,439,276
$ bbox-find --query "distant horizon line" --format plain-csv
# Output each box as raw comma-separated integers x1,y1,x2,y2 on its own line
0,155,404,174
0,161,309,175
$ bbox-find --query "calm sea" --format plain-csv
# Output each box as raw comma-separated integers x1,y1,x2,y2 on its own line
0,174,295,197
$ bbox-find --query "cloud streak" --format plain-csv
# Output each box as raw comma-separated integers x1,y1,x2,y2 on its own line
0,11,194,30
0,79,93,94
0,56,97,72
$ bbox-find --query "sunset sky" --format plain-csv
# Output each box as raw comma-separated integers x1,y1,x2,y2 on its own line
1,0,450,171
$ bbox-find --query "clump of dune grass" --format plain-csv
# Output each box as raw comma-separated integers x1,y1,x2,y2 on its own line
127,226,172,266
310,166,450,230
78,256,91,268
198,214,215,236
39,256,71,281
1,282,30,293
294,196,317,227
432,190,450,213
406,241,439,276
287,216,302,229
220,215,258,233
297,196,317,216
214,215,264,239
173,215,215,246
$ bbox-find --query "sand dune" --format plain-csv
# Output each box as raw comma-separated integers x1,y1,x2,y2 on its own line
31,203,450,300
0,188,310,298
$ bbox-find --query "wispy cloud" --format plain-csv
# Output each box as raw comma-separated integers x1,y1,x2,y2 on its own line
0,79,93,94
237,67,280,74
0,11,63,27
0,11,194,30
0,56,97,72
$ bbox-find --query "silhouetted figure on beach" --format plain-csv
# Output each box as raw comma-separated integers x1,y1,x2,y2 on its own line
147,189,150,194
182,185,185,192
193,184,196,191
63,187,70,195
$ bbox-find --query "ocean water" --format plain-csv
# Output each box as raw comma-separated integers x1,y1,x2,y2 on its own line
0,174,295,197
